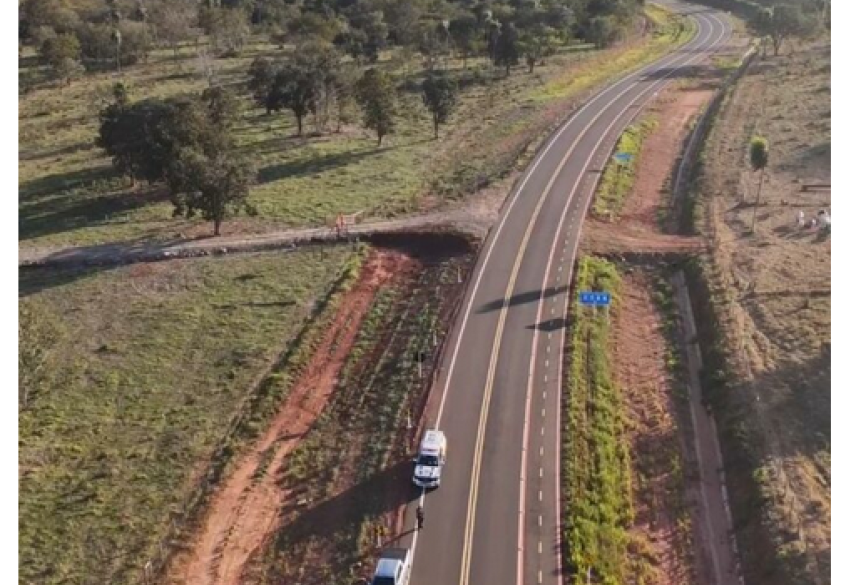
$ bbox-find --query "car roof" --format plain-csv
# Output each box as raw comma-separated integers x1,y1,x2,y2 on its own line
422,430,444,446
376,558,400,577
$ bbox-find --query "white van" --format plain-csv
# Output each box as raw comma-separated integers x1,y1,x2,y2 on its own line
412,430,447,489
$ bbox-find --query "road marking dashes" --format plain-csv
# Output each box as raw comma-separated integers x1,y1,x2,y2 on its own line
545,359,549,368
539,468,543,478
539,490,543,502
539,541,543,554
541,408,546,418
540,446,544,457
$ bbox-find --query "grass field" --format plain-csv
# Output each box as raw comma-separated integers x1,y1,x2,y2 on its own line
19,4,693,250
18,247,356,585
691,36,831,585
562,257,632,585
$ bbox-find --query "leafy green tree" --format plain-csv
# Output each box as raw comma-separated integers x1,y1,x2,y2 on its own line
449,13,481,68
39,32,80,71
338,4,388,62
584,16,618,48
422,71,457,139
750,4,815,56
169,149,256,236
268,61,318,136
495,22,519,75
749,136,769,232
202,86,240,130
56,56,85,85
287,12,344,43
519,24,556,73
248,56,278,114
355,68,397,146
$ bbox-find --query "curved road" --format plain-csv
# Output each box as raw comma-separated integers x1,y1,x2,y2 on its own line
400,4,732,585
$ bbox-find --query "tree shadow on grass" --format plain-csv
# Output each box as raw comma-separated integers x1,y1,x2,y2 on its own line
19,166,171,241
257,146,395,184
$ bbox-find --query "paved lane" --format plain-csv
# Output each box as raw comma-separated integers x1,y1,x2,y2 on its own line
402,5,732,585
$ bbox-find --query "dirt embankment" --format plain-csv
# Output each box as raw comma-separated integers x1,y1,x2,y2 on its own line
164,249,417,585
614,271,694,585
164,238,472,585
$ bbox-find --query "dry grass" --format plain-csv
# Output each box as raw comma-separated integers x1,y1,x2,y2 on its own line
694,36,830,585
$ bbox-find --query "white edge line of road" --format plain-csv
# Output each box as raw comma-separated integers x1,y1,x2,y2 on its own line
517,10,731,585
407,1,727,569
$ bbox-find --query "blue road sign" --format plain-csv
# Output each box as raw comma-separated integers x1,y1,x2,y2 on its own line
579,291,611,306
614,152,633,164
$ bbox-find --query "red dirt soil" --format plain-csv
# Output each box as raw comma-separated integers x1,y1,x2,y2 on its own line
581,86,714,253
164,249,414,585
614,272,694,585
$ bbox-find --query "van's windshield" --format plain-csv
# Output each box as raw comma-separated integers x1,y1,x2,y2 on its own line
417,454,439,466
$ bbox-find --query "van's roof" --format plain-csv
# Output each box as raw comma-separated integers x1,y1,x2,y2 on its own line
421,430,445,446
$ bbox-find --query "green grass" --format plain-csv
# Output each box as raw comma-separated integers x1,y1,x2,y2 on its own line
562,257,631,585
18,246,357,585
19,3,695,250
592,118,657,221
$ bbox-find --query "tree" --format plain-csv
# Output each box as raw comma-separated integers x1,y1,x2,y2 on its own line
40,32,80,68
96,90,255,235
749,136,769,233
56,56,85,85
355,68,397,146
750,5,815,57
287,12,344,43
584,16,619,48
495,22,519,75
337,4,388,62
207,7,250,56
150,0,198,61
519,25,556,73
268,61,318,136
39,33,82,83
202,86,239,130
422,72,457,139
248,56,278,114
169,149,256,236
449,13,481,68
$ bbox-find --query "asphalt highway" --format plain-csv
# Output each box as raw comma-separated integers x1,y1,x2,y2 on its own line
399,4,732,584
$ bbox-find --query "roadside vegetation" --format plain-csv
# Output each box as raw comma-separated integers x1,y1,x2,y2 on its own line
687,14,830,585
592,118,656,221
250,251,468,583
19,0,694,250
18,247,357,585
562,256,631,585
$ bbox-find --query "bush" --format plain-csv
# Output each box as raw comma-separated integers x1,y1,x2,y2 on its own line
77,21,151,68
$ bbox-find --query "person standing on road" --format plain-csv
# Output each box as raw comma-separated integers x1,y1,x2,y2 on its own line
416,505,425,531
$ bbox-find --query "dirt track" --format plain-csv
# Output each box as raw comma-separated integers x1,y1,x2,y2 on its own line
164,250,411,585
